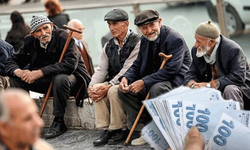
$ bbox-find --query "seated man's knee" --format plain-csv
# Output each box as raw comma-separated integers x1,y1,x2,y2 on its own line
107,85,119,99
224,85,240,94
53,74,70,88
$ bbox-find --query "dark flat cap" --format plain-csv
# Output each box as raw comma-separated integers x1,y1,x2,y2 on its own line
134,9,159,26
104,8,128,21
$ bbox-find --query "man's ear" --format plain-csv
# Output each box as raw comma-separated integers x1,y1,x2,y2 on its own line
125,20,129,27
209,39,216,47
158,18,162,27
30,32,37,38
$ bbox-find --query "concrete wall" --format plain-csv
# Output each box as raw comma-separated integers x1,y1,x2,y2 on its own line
35,97,96,129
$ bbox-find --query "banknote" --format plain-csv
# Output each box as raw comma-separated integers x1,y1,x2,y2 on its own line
207,113,250,150
142,121,170,150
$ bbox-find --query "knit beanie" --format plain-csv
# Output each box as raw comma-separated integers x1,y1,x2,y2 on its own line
30,15,51,32
195,21,220,39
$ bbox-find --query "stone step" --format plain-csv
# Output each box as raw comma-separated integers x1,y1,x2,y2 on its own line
34,97,95,129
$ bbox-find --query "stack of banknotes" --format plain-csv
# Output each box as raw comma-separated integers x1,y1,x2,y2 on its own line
141,86,250,150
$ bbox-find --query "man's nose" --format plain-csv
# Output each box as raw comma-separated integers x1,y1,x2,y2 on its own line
41,29,46,35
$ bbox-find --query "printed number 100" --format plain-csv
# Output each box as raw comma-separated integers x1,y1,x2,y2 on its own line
213,120,234,146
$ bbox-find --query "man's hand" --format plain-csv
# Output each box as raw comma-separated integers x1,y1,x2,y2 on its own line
88,86,98,101
129,79,144,94
192,82,206,88
185,126,204,150
14,69,29,78
167,126,204,150
21,70,44,84
119,77,130,93
88,84,111,102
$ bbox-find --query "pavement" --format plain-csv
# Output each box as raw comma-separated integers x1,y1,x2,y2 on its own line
42,128,152,150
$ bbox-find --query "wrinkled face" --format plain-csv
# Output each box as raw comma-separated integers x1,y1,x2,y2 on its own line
139,18,162,41
107,20,128,38
6,96,44,147
31,23,53,44
72,22,84,40
194,34,212,57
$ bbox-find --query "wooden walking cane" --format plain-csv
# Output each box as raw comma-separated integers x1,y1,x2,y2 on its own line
124,52,172,145
39,25,82,117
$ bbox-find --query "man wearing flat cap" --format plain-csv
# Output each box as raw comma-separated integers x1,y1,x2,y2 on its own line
5,15,91,139
184,21,250,110
88,8,140,146
118,9,191,145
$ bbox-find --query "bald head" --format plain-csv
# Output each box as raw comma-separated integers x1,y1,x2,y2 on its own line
68,19,84,40
0,89,44,149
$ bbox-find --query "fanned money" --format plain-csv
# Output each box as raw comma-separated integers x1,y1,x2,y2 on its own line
141,86,249,150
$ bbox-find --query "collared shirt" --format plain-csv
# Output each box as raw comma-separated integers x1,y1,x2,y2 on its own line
74,38,83,50
113,29,130,55
89,29,140,86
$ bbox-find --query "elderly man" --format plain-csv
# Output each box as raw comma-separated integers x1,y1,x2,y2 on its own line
88,8,140,146
67,19,95,77
0,89,54,150
184,21,250,110
0,39,14,92
118,9,191,145
5,15,91,139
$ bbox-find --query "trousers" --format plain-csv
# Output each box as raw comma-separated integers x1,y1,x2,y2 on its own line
9,74,79,117
93,82,127,130
0,76,9,92
223,85,245,109
118,81,173,131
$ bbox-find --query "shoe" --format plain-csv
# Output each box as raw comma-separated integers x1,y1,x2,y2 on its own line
43,121,67,139
131,136,147,146
93,130,113,146
107,129,129,145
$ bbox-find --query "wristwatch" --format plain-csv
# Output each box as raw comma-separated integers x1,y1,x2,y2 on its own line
206,82,211,88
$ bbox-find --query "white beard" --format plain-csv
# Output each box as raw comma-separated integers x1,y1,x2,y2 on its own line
196,44,210,58
144,28,160,41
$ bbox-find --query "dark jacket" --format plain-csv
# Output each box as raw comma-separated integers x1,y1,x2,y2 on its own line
0,39,14,76
5,26,91,106
120,25,191,90
48,13,70,29
184,35,250,108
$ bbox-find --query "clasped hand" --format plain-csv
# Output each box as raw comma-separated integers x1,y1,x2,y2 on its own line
14,69,43,84
88,84,110,102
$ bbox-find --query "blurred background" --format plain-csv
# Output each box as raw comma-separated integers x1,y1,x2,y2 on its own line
0,0,250,66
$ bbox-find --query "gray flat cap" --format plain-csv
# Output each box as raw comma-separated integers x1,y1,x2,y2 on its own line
134,9,159,26
104,8,128,21
195,21,220,39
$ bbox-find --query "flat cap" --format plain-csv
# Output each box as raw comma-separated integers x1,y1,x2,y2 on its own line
104,8,128,21
134,9,159,26
195,21,220,39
